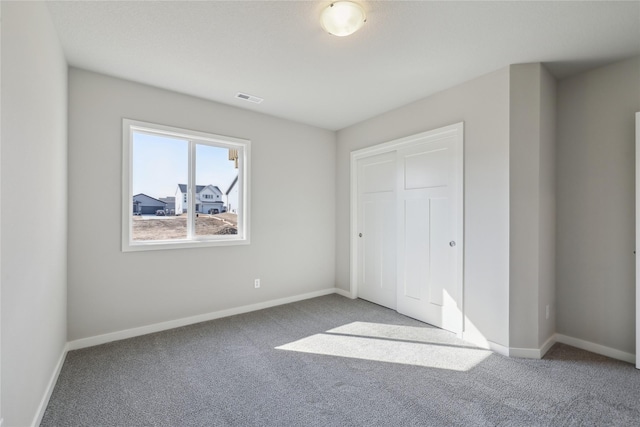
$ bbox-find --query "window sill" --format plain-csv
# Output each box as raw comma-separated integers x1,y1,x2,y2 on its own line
122,237,250,252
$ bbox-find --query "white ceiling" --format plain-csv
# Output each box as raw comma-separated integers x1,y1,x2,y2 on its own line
46,1,640,131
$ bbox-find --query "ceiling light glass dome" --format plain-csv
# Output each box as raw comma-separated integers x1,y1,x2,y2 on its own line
320,2,366,37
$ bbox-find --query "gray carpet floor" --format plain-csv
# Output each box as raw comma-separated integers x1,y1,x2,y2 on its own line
42,294,640,426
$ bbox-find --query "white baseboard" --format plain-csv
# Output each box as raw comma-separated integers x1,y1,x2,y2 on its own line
31,343,69,427
487,341,510,357
471,332,634,363
509,346,540,359
555,333,636,364
539,334,556,357
461,330,510,357
508,333,636,363
334,287,354,299
68,288,342,351
510,334,556,359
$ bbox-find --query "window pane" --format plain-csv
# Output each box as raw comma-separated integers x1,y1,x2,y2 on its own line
194,143,239,237
123,119,250,251
132,132,188,241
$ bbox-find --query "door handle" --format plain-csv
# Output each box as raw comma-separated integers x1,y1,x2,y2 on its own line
449,241,456,247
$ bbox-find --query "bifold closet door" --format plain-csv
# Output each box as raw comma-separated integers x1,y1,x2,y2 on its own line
396,134,463,334
352,123,464,334
356,152,397,310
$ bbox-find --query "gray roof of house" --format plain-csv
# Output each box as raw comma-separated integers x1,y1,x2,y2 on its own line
133,193,167,206
226,176,239,195
178,184,204,193
177,184,221,194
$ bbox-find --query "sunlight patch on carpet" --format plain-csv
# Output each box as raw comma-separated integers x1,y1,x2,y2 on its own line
276,322,491,371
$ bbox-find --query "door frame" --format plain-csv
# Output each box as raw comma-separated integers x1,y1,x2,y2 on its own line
350,122,465,331
636,111,639,369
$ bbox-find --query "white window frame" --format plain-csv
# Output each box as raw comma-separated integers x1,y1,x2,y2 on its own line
122,119,251,252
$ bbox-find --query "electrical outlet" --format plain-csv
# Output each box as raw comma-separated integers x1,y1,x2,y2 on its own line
254,279,261,289
545,304,550,320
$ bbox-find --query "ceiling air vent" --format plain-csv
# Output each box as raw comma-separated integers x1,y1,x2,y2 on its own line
235,92,263,104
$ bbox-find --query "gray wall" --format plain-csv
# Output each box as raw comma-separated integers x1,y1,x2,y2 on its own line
336,68,511,348
556,56,640,354
68,69,336,341
508,63,557,350
1,2,68,426
509,63,542,349
538,65,557,347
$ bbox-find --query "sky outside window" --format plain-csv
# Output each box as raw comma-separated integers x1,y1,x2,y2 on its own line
132,133,237,200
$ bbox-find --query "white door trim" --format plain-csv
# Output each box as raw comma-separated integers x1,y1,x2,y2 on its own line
350,122,464,331
636,111,639,369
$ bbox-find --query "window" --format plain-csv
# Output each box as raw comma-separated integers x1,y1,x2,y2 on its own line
122,119,250,251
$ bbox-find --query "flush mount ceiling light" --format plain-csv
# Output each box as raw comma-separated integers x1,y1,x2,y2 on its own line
320,2,366,37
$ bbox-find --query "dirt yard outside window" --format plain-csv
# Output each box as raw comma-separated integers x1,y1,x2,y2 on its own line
132,213,238,241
